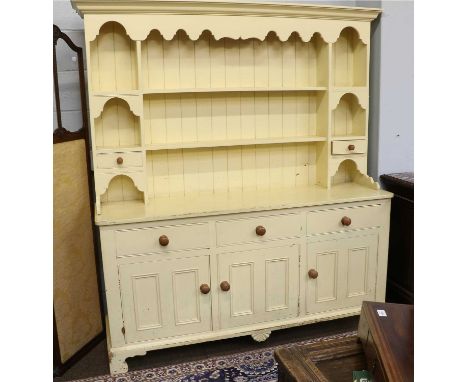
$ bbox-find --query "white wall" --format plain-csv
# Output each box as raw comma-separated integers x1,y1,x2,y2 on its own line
53,0,414,178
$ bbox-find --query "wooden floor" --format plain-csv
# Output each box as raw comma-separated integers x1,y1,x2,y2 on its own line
54,316,359,381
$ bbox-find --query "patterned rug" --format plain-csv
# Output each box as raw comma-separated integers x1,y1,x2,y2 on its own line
72,331,356,382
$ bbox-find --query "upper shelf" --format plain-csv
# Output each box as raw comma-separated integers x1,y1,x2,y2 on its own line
142,87,327,95
92,87,327,96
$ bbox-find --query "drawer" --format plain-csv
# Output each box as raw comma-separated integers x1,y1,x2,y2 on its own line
96,151,144,169
115,223,210,256
307,203,383,235
332,139,366,155
216,213,301,246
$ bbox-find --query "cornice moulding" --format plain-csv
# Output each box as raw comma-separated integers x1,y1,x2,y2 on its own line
72,0,381,22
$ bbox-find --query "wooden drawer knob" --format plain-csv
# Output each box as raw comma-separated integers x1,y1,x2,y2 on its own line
348,144,355,151
308,269,319,279
159,235,169,246
341,216,352,226
200,284,211,294
256,225,266,236
220,281,230,291
116,157,124,165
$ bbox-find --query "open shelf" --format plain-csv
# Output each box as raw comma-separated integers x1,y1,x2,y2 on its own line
95,98,141,149
143,86,327,94
141,30,328,91
332,135,366,141
90,21,138,93
146,136,326,151
96,182,391,224
331,93,366,137
333,27,367,87
95,146,143,154
101,174,144,204
92,90,140,97
144,91,328,147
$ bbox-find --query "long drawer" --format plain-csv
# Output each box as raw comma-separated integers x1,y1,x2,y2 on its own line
307,203,384,235
114,223,210,256
216,213,302,246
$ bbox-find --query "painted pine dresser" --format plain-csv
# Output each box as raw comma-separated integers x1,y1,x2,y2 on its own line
72,0,391,375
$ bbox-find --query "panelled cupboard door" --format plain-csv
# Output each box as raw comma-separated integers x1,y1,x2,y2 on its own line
217,244,299,329
306,232,378,315
119,254,211,343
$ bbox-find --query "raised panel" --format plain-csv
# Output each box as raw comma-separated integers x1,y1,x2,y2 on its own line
132,274,162,330
340,234,378,308
265,258,289,312
218,244,299,329
346,247,368,297
230,262,254,317
316,251,338,302
172,269,201,325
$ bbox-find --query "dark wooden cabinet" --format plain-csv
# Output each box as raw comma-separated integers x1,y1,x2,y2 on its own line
358,301,414,382
380,173,414,304
275,301,414,382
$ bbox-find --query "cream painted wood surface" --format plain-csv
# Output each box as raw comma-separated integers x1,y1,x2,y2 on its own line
305,231,378,315
119,253,212,343
72,0,387,375
217,244,299,329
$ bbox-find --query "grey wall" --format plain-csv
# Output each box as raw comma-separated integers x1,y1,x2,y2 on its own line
53,0,414,178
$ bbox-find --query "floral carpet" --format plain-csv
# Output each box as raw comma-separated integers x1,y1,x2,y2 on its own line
73,331,356,382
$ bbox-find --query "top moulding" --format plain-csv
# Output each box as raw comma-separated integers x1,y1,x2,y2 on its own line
333,27,367,87
90,21,138,93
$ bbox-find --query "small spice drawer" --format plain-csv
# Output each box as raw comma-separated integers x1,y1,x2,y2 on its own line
114,223,210,256
307,203,384,235
332,139,367,155
216,213,302,246
96,151,144,170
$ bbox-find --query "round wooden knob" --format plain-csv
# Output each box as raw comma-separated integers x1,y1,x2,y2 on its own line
200,284,211,294
159,235,169,246
341,216,352,226
256,225,266,236
348,144,355,151
116,157,124,165
220,281,230,291
308,269,319,279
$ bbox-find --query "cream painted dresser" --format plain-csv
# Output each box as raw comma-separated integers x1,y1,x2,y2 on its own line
72,0,391,375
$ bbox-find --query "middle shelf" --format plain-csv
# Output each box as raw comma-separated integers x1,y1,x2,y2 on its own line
145,136,326,151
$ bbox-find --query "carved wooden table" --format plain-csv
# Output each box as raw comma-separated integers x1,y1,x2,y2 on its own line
275,301,414,381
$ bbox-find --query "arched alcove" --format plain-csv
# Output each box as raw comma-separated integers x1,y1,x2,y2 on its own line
101,175,143,204
331,159,361,185
332,93,366,137
94,98,141,149
333,27,367,87
90,21,138,92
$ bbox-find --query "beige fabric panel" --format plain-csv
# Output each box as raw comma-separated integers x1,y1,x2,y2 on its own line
54,139,102,363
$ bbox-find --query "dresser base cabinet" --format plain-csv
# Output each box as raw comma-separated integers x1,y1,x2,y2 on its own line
99,199,390,375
